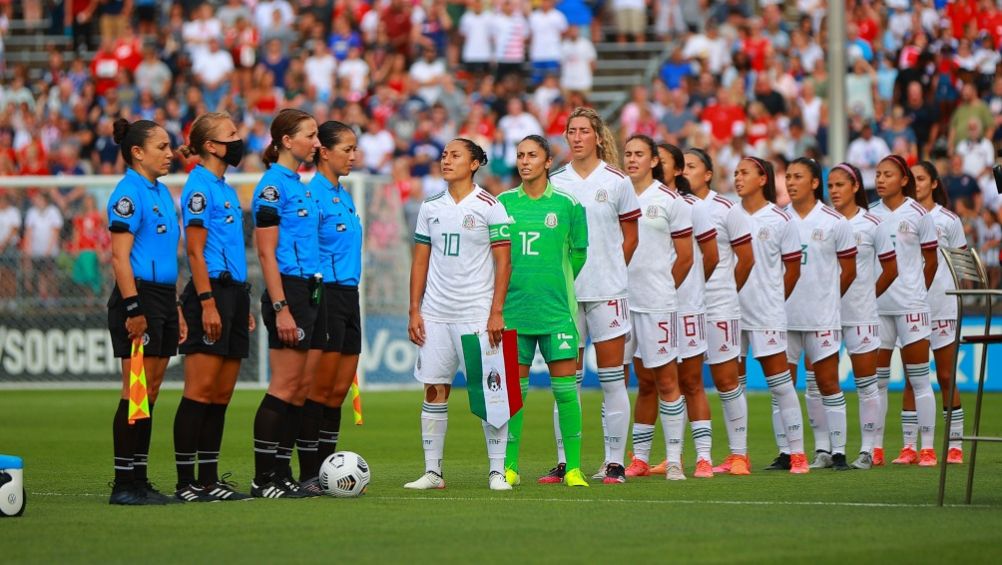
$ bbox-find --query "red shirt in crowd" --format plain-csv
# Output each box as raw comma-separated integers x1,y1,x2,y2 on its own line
947,0,978,39
113,36,143,72
90,50,121,97
701,102,746,142
742,36,771,72
71,212,109,253
980,6,1002,49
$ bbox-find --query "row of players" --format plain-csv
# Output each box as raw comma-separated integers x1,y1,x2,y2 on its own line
404,107,965,489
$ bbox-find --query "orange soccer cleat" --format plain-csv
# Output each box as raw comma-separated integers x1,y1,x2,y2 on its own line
918,448,938,467
892,447,918,465
728,454,751,475
789,453,810,474
872,447,885,466
625,457,651,477
649,459,668,475
947,447,964,464
693,459,714,478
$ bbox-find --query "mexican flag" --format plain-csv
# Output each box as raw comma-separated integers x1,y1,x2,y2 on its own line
462,329,522,427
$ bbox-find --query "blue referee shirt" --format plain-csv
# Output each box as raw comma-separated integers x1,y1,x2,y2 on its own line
252,163,321,279
181,165,248,282
310,174,363,286
107,168,180,284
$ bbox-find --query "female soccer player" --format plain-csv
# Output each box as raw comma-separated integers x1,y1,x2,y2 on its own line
545,107,641,484
406,138,513,491
296,121,363,492
908,161,966,464
620,135,695,481
869,155,939,467
682,147,755,476
106,118,186,505
734,156,809,474
784,158,857,471
828,162,898,469
499,135,589,488
250,108,323,498
173,112,253,501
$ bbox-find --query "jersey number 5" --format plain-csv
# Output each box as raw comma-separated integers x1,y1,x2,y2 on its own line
520,231,540,256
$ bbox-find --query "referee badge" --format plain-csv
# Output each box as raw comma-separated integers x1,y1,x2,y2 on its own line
113,196,135,218
545,212,558,228
202,335,216,346
595,189,608,203
462,214,476,230
296,327,306,342
811,228,824,241
261,186,280,202
187,192,207,214
141,333,150,346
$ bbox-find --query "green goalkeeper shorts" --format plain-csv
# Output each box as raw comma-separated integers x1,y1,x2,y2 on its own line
517,330,579,366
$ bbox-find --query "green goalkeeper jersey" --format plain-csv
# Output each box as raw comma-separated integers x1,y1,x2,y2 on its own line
498,182,588,335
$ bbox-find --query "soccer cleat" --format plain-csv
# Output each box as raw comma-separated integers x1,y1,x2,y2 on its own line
851,452,873,470
918,449,938,467
649,459,668,475
831,453,851,471
809,451,833,469
665,463,686,481
625,457,650,477
138,481,182,504
764,453,791,471
404,471,446,490
278,475,315,498
789,453,810,474
489,471,512,491
564,468,589,487
537,463,566,484
251,473,311,498
872,447,885,466
602,463,626,484
505,468,521,486
592,461,609,480
174,483,216,503
892,447,918,465
712,455,734,474
203,473,252,501
299,476,325,497
693,459,714,478
947,448,964,464
109,481,162,506
728,454,751,476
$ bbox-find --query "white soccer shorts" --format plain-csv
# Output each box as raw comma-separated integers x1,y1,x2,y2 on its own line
930,319,958,351
842,324,880,355
740,329,788,359
705,318,741,365
625,311,678,368
414,319,486,385
879,312,931,349
577,299,631,345
786,329,843,364
676,312,708,360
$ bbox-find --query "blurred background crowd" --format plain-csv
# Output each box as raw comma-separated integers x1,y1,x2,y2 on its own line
0,0,1001,311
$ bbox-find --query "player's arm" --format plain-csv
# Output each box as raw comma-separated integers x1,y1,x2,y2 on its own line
781,221,802,299
110,231,145,341
408,241,431,347
875,253,897,297
487,243,512,348
838,255,857,296
570,202,589,278
782,256,801,300
186,225,222,343
920,214,938,290
671,233,694,289
620,217,638,265
836,222,858,297
698,233,718,281
921,246,938,290
570,247,587,278
732,239,754,291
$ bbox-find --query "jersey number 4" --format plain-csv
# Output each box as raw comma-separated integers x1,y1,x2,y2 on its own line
520,231,540,256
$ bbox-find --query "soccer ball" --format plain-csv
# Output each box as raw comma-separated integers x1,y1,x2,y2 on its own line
318,451,370,497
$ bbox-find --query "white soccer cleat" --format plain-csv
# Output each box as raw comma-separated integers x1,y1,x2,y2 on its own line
809,451,833,469
488,471,512,491
665,463,687,481
592,461,609,480
404,471,445,490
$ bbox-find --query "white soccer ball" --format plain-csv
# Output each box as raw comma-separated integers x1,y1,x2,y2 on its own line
318,451,370,498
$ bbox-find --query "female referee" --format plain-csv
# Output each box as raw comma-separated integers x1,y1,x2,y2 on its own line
546,107,641,484
106,118,186,505
733,156,808,474
172,112,253,502
405,138,513,491
499,135,590,488
828,162,897,469
250,108,323,498
870,155,939,467
296,121,364,492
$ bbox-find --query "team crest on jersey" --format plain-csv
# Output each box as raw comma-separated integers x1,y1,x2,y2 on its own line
462,214,476,230
261,186,280,202
487,368,502,392
811,229,824,241
113,196,135,218
757,227,771,241
645,205,659,218
545,212,558,228
187,192,207,214
898,221,910,233
855,233,863,245
595,189,608,203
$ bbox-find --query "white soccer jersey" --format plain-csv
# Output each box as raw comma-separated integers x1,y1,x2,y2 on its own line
785,202,858,331
738,203,803,331
550,160,642,301
628,182,693,312
414,185,511,322
842,209,896,325
928,204,967,321
676,193,718,315
699,190,753,321
869,197,938,315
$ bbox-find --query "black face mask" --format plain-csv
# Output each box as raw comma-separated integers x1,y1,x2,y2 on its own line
211,139,244,167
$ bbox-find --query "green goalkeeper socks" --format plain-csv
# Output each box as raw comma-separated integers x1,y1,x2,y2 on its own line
504,377,530,472
552,376,582,471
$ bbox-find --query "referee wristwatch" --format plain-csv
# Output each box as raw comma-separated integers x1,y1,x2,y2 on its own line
272,299,288,312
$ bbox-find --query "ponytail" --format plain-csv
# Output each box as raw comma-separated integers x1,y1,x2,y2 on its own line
916,160,949,208
658,142,690,194
262,108,314,168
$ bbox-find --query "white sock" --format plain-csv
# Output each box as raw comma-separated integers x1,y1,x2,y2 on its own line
767,370,804,453
856,375,880,454
631,422,655,463
598,367,629,465
718,384,748,455
482,420,507,474
945,408,965,450
421,401,448,474
805,371,830,453
601,401,610,464
738,373,747,388
906,362,936,449
875,366,891,449
901,410,918,450
822,391,847,455
771,397,790,454
553,369,583,464
660,398,686,465
691,420,712,461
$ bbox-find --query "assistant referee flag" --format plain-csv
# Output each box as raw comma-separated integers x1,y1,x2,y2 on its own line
462,329,522,427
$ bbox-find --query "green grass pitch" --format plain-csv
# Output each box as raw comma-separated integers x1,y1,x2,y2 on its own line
2,388,1001,563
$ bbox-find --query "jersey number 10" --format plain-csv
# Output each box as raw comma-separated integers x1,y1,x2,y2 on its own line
442,233,461,256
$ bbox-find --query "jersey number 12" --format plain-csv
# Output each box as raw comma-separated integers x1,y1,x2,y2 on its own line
520,231,540,256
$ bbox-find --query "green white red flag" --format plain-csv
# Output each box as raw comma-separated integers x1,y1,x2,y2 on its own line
462,329,522,427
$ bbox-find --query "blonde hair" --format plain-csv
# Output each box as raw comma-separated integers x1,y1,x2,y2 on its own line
177,112,233,159
565,106,621,170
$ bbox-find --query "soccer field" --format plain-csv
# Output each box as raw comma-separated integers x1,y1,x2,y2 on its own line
2,389,1000,563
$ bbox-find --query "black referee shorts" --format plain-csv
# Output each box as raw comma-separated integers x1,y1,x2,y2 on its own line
310,283,362,354
262,275,320,351
108,281,179,359
178,277,251,358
